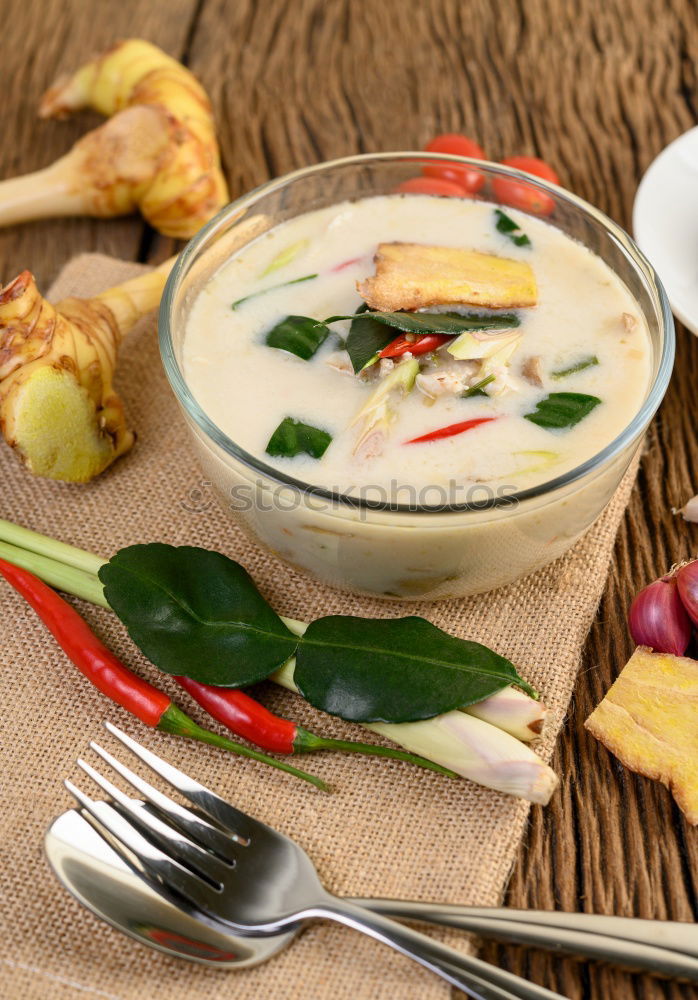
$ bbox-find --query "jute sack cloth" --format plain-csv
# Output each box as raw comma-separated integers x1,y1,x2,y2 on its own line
0,255,640,1000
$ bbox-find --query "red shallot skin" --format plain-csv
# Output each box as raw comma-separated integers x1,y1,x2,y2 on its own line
628,576,691,656
676,560,698,626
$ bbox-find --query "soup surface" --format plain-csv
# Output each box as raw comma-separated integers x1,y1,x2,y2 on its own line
183,195,651,503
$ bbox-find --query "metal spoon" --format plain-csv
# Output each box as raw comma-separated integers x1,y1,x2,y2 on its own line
46,807,698,979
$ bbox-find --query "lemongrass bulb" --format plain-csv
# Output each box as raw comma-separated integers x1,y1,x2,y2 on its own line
272,658,557,804
463,685,547,742
369,712,557,804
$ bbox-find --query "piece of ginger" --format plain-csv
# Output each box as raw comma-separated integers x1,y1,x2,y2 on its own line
0,39,228,238
357,243,537,312
585,646,698,824
0,260,172,482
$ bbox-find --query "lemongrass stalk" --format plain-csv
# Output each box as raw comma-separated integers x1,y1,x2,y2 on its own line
0,518,105,577
272,657,557,804
0,529,550,744
0,523,556,800
350,357,418,456
369,712,557,803
465,685,547,742
0,541,108,607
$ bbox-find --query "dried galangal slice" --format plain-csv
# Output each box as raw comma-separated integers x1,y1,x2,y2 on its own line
585,646,698,824
357,242,537,312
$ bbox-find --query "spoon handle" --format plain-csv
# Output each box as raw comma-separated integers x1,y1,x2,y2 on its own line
352,900,698,981
311,897,566,1000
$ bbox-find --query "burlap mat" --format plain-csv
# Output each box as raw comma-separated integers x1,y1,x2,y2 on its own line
0,254,641,1000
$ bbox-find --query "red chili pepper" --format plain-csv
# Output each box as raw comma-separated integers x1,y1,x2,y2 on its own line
331,256,363,272
405,416,498,445
0,557,170,726
379,333,453,359
177,676,297,753
175,675,456,776
0,558,326,789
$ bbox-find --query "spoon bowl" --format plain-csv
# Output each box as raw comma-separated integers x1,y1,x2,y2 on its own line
45,807,296,967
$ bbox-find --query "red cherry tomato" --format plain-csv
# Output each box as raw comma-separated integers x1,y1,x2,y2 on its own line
423,133,487,193
492,156,560,216
395,176,468,197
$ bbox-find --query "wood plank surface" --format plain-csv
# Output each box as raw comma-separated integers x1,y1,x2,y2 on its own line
1,1,697,997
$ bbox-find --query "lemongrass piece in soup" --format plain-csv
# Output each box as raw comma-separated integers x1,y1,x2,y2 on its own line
261,239,310,276
447,328,521,361
349,357,418,457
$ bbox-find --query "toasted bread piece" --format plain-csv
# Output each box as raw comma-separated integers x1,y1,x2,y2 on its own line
357,242,537,312
585,646,698,824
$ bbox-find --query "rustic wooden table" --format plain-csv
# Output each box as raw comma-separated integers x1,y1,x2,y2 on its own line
1,1,697,997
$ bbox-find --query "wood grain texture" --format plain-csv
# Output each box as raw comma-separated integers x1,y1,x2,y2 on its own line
1,0,697,997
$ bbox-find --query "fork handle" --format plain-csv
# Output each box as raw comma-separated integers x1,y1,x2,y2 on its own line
351,901,698,982
310,897,565,1000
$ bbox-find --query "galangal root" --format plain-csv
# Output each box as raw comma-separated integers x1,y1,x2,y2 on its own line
0,39,228,238
0,260,173,483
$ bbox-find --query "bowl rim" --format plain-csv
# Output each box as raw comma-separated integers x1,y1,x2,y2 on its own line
159,150,675,516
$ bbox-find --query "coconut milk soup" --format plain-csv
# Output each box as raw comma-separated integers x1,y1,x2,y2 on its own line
184,195,651,509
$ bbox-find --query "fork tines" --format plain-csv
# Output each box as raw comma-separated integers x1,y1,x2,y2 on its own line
64,722,257,911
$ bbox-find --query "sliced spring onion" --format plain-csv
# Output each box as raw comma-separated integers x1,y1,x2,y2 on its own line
462,374,496,397
551,355,599,379
231,273,317,310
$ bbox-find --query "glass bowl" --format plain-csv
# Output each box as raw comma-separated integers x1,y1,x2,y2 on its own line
159,153,674,601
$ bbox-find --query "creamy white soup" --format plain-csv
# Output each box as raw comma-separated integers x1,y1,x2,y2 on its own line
183,195,651,506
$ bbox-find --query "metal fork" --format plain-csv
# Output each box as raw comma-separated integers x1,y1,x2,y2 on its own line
65,723,566,1000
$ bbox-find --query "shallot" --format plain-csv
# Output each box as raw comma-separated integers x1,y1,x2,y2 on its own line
628,575,691,656
676,560,698,625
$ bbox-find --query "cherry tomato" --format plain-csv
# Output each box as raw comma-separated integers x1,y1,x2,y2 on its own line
492,156,560,216
422,133,487,193
395,176,468,197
